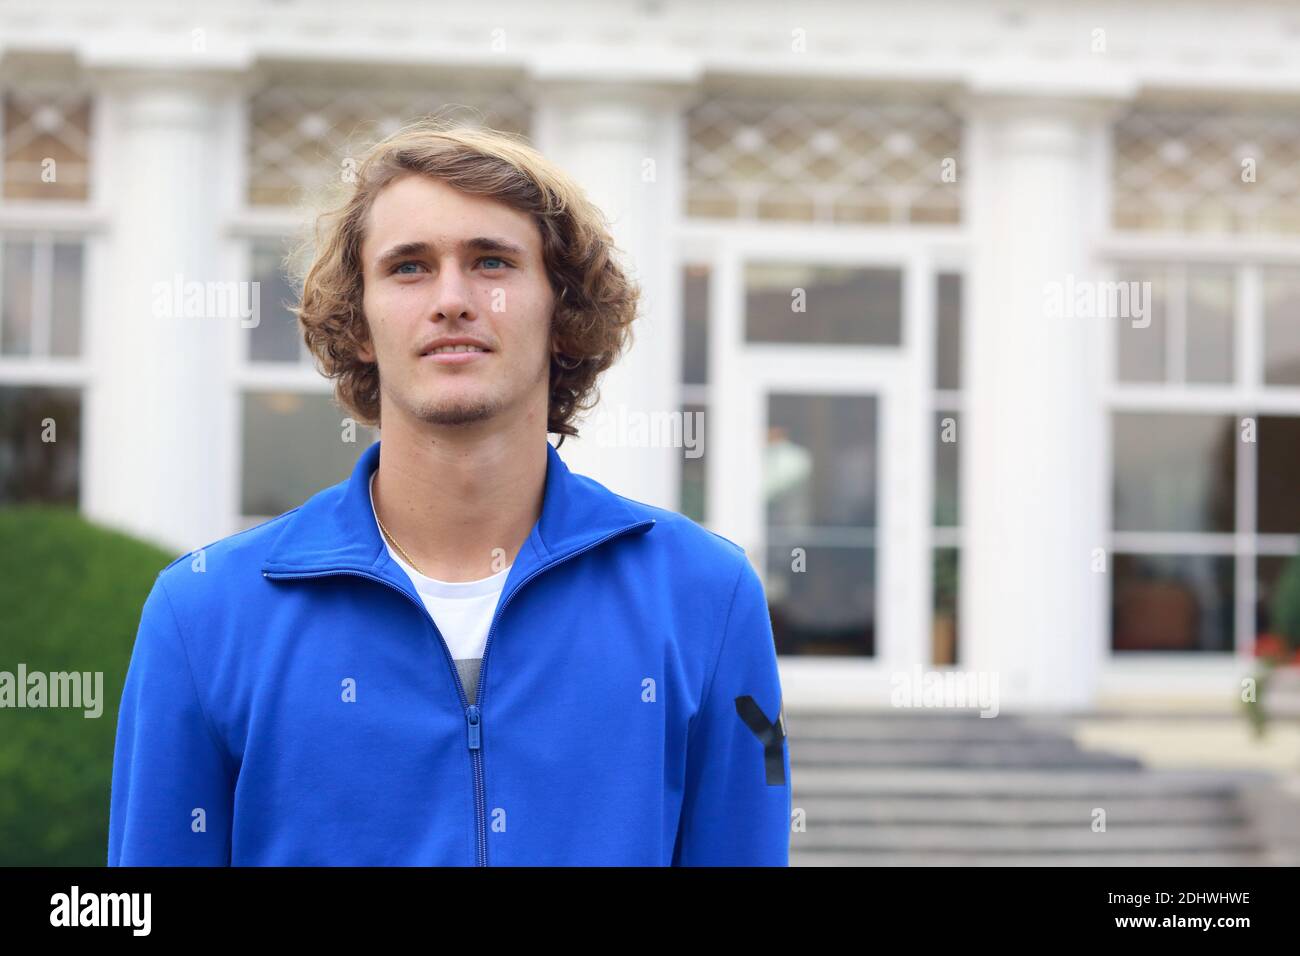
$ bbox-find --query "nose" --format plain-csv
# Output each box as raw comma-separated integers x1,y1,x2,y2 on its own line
430,265,475,322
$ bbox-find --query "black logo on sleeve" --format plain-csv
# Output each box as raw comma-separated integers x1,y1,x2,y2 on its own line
734,695,787,786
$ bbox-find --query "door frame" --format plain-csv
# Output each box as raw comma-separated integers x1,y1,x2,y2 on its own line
682,224,959,708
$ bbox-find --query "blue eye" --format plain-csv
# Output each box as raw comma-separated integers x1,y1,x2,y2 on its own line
480,257,511,270
394,261,425,275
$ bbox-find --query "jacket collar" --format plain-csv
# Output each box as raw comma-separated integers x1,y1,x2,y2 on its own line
261,438,655,590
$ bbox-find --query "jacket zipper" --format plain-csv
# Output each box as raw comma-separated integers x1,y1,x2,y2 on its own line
263,517,654,866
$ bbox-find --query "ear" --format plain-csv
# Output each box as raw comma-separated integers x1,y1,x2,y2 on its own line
356,318,375,363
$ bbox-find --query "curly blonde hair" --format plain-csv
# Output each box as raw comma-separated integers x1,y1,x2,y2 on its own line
291,118,641,447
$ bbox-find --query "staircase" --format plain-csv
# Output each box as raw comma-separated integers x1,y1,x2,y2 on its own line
787,710,1276,866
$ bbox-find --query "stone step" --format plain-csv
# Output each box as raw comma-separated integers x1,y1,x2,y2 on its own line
792,795,1244,825
789,823,1262,852
786,714,1076,742
778,711,1281,866
790,767,1266,797
790,739,1142,769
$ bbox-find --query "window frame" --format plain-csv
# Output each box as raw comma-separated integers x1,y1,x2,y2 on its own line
1098,238,1300,658
0,88,102,509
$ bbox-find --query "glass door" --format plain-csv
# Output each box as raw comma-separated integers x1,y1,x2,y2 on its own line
763,389,880,657
698,232,942,700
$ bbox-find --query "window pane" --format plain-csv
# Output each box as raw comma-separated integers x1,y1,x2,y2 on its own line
240,391,374,516
1257,554,1300,641
1185,266,1233,384
934,410,959,526
0,385,81,505
745,262,901,346
686,95,963,225
765,392,877,657
678,402,707,523
681,263,709,385
1112,553,1234,652
767,393,876,528
1258,416,1300,534
1112,412,1235,533
1,239,34,356
248,89,530,208
935,272,962,390
1112,107,1300,234
933,547,959,666
248,239,303,363
3,94,92,202
1115,264,1166,382
50,241,83,357
1263,266,1300,386
766,542,874,656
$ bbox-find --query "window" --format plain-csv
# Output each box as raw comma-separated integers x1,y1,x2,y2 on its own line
764,392,877,657
743,262,902,346
932,271,963,665
247,83,530,208
1112,106,1300,234
3,92,92,202
0,91,93,508
0,385,81,505
240,391,377,520
248,237,307,364
1109,259,1300,654
236,241,375,522
1112,413,1235,534
1110,412,1236,653
686,89,963,224
1114,263,1234,385
1112,553,1234,652
1256,416,1300,536
678,263,710,523
1262,267,1300,386
1,236,85,359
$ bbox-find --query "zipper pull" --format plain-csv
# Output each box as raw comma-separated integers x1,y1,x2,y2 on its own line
466,704,481,751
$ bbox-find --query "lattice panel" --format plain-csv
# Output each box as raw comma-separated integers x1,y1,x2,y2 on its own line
247,86,531,207
1113,107,1300,234
686,94,963,224
3,92,93,201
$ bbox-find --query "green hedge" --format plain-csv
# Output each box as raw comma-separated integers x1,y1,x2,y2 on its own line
0,506,177,865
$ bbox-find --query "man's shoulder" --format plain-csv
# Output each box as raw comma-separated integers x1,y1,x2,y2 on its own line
609,493,753,590
615,493,743,552
154,508,301,601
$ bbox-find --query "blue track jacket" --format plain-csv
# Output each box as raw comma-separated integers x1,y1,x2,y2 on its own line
108,438,791,866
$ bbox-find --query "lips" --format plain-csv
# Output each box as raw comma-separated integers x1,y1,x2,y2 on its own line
424,345,489,355
420,346,491,366
418,337,493,356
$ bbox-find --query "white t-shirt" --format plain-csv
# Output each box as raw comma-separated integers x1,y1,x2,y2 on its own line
368,472,510,705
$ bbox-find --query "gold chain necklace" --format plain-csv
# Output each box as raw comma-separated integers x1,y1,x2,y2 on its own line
373,508,429,578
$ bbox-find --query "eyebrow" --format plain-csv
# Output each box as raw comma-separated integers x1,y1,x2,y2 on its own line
373,237,528,270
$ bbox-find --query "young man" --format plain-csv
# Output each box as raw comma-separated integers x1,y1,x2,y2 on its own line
108,122,791,866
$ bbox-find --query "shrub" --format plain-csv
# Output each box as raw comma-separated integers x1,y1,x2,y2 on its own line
0,506,177,865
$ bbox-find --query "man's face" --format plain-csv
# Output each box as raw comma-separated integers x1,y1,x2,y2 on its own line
358,174,555,429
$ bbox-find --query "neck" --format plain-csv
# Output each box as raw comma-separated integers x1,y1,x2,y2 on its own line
371,402,549,583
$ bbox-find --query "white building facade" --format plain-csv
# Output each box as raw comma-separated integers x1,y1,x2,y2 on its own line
3,0,1299,713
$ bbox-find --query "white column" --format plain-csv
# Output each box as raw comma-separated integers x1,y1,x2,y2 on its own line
527,68,698,510
83,69,241,554
960,93,1118,711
